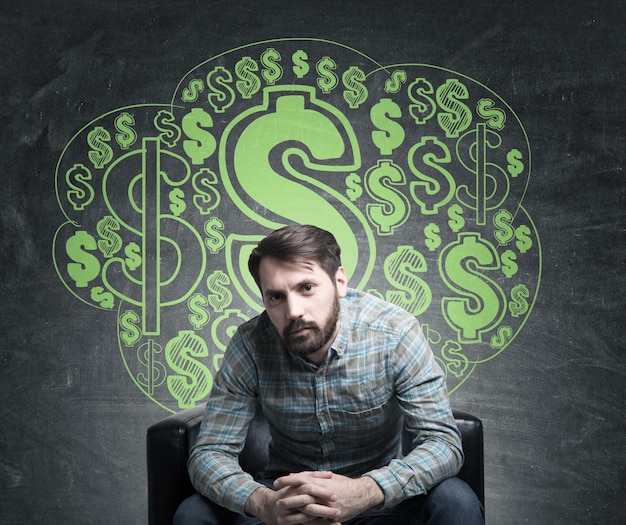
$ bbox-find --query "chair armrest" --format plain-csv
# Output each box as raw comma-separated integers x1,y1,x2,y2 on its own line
147,403,206,525
452,409,484,506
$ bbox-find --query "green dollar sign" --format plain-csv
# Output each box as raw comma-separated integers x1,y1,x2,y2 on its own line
182,108,217,165
96,215,123,258
493,209,515,246
66,230,101,288
66,163,95,211
441,340,469,378
181,78,204,103
370,98,405,155
447,204,465,232
120,309,142,346
515,225,532,253
424,223,441,251
490,325,513,350
384,69,407,94
364,159,410,235
87,126,113,169
192,168,221,215
383,245,432,316
457,123,510,225
154,109,182,148
292,49,310,78
204,217,226,254
316,56,338,94
207,270,233,312
137,339,167,396
166,331,213,409
206,66,236,113
220,86,373,289
261,48,283,85
124,241,141,271
407,136,454,215
501,249,518,278
440,232,506,343
169,188,186,216
507,148,524,178
345,173,363,202
342,66,368,108
408,78,436,125
476,98,506,131
436,79,472,139
187,293,210,330
90,286,114,309
509,284,530,318
114,112,137,150
235,56,261,99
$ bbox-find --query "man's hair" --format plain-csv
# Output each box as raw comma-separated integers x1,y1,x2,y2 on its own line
248,224,342,288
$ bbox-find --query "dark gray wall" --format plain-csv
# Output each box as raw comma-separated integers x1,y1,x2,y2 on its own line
1,0,624,523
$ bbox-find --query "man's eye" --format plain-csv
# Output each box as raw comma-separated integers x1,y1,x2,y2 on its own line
302,284,314,293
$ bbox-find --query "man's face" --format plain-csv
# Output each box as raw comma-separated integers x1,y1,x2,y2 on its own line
258,256,347,364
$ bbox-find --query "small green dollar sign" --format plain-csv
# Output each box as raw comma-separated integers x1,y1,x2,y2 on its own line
96,215,122,258
316,56,338,94
154,109,181,148
424,223,441,251
115,112,137,150
342,66,368,108
447,204,465,232
120,310,142,346
370,98,405,155
493,209,515,246
515,225,533,253
87,126,113,169
261,48,283,85
509,284,530,318
66,163,95,211
169,188,186,216
187,293,210,330
204,217,226,254
124,242,141,271
292,49,309,78
66,230,101,288
345,173,363,201
507,148,524,178
207,270,233,313
501,249,518,278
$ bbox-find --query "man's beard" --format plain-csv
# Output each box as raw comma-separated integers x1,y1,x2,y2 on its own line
282,293,340,359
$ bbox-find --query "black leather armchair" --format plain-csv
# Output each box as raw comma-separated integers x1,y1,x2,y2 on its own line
147,403,484,525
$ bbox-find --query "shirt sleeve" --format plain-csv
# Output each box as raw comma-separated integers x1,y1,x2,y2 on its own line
187,327,263,514
364,318,464,508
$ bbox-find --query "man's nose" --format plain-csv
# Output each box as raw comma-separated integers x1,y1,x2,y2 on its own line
286,294,305,320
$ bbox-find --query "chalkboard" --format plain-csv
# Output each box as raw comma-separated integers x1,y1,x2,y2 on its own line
1,1,624,523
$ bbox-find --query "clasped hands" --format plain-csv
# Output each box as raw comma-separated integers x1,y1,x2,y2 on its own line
246,471,384,525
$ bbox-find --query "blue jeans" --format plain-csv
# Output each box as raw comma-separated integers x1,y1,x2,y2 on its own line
174,477,484,525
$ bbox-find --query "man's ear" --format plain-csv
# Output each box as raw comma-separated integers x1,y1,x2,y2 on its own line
335,266,348,298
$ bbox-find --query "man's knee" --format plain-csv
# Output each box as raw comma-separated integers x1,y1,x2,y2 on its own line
173,492,221,525
423,477,484,524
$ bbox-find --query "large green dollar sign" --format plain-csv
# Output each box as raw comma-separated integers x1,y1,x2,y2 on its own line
101,137,206,335
456,123,510,225
440,232,506,343
165,330,213,409
219,86,375,291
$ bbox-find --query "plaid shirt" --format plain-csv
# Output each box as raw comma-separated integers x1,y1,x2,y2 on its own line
188,288,463,513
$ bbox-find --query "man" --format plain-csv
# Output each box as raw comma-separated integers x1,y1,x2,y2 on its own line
175,224,484,524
